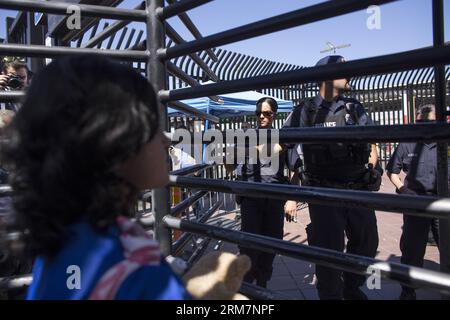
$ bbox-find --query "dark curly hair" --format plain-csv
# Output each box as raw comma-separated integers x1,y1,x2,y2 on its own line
256,97,278,113
2,55,160,257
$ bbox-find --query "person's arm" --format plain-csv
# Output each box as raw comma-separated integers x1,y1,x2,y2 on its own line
354,103,379,169
369,144,378,167
387,172,404,190
386,144,413,194
284,170,299,222
387,171,414,194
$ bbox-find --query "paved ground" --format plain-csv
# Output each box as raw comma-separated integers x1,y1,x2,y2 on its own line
203,174,442,300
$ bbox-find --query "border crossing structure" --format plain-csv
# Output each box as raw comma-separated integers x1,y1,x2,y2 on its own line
0,0,449,299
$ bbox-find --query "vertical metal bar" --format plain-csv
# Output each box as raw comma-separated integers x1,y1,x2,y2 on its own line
147,0,172,256
433,0,450,290
25,12,45,72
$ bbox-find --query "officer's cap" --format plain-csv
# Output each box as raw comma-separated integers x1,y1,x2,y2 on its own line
315,55,346,67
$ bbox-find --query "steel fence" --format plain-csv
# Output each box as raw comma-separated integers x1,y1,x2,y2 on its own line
0,0,449,299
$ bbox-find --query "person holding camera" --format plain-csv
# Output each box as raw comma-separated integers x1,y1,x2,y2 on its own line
0,58,29,113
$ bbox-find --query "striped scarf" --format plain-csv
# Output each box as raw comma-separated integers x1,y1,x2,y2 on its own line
89,216,161,300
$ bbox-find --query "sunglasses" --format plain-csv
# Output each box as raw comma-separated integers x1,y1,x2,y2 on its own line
255,110,274,117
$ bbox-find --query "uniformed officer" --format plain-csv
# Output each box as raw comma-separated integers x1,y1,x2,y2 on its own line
386,104,438,300
225,97,292,288
283,55,381,300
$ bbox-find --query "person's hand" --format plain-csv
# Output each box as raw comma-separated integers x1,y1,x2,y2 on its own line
0,74,9,89
0,111,14,129
365,166,382,191
398,186,416,195
284,200,298,222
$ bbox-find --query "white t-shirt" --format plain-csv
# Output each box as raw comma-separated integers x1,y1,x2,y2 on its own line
169,145,196,170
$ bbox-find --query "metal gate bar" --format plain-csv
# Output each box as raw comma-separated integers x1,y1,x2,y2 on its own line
0,0,147,21
0,0,448,297
163,215,450,294
169,175,450,219
160,47,450,101
160,0,397,60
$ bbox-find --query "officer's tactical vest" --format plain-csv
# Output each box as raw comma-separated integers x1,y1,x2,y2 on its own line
301,98,371,181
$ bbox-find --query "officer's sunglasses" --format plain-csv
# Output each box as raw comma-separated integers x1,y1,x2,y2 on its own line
255,110,274,118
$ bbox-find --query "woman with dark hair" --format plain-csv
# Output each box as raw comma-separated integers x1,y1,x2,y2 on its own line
226,96,291,288
2,55,189,299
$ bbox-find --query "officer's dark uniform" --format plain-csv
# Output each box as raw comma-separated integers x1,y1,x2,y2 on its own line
386,142,438,291
235,144,288,287
284,71,379,299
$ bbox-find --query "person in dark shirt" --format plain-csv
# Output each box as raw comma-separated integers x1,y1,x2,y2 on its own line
225,97,294,288
386,104,438,300
283,55,381,300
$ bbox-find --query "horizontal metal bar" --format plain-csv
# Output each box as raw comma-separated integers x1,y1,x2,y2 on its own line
0,94,219,123
171,190,207,216
0,274,32,290
0,91,25,103
161,123,450,144
165,23,219,81
158,0,213,20
277,123,450,143
0,43,149,61
160,45,450,101
168,176,450,219
0,0,147,22
168,101,219,123
172,199,222,254
163,215,450,294
166,61,222,103
160,0,397,60
0,185,12,197
170,164,213,176
165,0,218,62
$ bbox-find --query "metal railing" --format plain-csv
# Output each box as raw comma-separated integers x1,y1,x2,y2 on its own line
0,0,449,299
156,0,450,298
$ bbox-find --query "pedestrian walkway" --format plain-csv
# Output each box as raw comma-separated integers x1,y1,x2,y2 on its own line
204,174,441,300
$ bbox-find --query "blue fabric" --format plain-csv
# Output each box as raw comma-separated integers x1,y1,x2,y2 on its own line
386,142,437,194
168,91,293,118
27,221,190,300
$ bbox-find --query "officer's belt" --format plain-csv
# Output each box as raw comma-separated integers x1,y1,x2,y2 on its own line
303,174,368,190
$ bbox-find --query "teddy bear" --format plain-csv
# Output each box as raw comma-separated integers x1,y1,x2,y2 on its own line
182,251,251,300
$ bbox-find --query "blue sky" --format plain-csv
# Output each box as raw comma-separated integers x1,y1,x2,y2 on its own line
0,0,449,67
